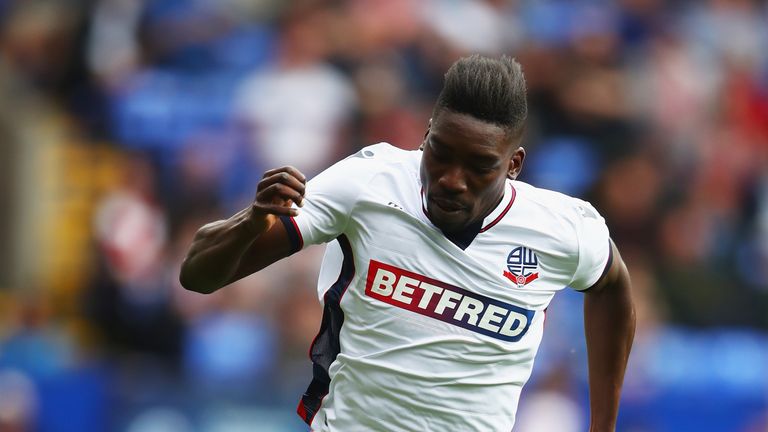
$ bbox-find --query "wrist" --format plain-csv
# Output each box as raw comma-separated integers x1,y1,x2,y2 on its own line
240,207,275,237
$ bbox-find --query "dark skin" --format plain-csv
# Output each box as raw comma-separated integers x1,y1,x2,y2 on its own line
584,241,635,432
180,109,635,431
420,111,525,233
178,166,305,293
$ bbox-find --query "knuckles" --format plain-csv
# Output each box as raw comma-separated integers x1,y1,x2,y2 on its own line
255,167,306,204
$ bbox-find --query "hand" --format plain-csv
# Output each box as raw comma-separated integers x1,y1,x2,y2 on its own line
247,166,307,234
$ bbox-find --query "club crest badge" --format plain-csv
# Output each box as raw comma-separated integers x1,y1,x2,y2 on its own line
503,246,539,287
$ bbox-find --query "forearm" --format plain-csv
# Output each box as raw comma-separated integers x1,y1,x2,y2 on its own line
584,262,635,431
179,207,269,293
179,166,306,293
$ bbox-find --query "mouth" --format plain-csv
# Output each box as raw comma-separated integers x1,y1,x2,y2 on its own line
430,196,467,213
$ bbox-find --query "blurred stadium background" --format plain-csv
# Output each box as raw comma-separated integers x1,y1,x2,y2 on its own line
0,0,766,430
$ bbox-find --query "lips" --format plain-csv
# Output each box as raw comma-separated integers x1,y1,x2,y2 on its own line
431,196,467,212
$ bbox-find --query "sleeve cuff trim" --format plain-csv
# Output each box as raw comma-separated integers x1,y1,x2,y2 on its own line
279,215,304,253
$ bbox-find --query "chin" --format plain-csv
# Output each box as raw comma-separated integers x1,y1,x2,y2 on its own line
428,206,471,233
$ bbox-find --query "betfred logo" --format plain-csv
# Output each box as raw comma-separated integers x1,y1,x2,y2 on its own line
365,260,535,342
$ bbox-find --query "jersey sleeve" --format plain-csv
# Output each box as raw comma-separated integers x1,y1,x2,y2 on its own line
568,200,612,291
278,145,385,252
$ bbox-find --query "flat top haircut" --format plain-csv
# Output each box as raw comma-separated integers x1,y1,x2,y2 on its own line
433,55,528,136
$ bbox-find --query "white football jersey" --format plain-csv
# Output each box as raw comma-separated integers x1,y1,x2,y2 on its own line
278,143,611,432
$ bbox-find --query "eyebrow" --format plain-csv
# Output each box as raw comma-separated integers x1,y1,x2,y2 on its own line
473,157,501,167
429,134,446,147
430,134,502,165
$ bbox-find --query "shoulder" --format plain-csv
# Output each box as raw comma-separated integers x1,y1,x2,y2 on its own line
345,142,418,164
307,143,419,194
511,181,607,250
513,181,597,221
329,142,419,180
512,182,611,288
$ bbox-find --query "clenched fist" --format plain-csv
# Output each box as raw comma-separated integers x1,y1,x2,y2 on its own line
247,166,307,234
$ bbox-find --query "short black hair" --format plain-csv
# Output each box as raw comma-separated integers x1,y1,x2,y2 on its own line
433,55,527,135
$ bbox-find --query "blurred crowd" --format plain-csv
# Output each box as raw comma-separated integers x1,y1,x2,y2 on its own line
0,0,766,431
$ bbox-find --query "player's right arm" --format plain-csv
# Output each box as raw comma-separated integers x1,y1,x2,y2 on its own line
179,166,307,294
181,143,390,294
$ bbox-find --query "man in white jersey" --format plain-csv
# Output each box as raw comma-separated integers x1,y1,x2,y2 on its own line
180,55,635,431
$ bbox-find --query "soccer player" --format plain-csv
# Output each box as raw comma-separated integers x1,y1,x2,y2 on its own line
180,55,635,432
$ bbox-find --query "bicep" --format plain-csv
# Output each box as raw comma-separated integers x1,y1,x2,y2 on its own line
226,218,295,285
585,239,629,295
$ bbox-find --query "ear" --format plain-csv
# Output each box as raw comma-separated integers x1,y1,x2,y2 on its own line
507,146,526,180
419,118,432,151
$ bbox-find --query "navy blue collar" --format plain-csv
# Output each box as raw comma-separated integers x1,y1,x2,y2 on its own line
442,219,484,250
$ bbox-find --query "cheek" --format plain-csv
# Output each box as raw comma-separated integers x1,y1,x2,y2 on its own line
471,176,506,208
420,162,442,189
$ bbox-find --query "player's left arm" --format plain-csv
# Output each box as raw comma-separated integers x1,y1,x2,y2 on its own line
583,239,635,432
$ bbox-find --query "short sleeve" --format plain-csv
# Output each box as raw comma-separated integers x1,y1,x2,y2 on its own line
278,145,384,252
568,200,612,291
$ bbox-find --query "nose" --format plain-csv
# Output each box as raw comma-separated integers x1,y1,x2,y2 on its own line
437,165,467,194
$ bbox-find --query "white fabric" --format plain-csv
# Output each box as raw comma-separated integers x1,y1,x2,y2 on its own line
292,143,611,431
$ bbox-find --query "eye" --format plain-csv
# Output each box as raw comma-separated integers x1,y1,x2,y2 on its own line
470,159,500,174
471,165,496,175
429,139,450,162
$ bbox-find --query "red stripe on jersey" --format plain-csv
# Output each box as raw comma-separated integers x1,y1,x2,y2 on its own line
290,216,304,250
480,184,516,233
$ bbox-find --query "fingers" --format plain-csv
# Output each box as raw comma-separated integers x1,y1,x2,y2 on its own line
252,202,300,217
257,171,306,205
262,166,306,184
256,183,305,207
254,166,307,216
